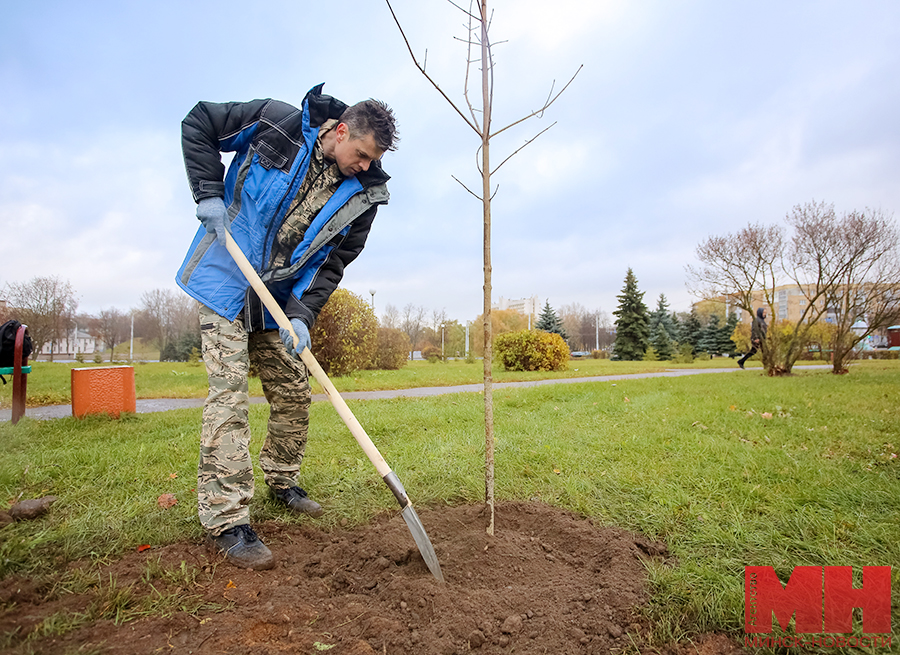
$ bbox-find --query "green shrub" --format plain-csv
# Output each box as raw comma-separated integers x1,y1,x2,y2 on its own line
310,288,377,376
672,343,694,363
495,330,569,372
643,346,660,361
92,353,103,363
75,353,85,363
421,345,441,363
370,328,410,370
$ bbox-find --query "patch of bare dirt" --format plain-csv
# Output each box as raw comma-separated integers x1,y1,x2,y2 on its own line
1,502,744,654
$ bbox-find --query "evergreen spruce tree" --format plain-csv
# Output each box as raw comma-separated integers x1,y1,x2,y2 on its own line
678,308,703,354
535,301,569,341
669,312,681,343
612,268,650,360
648,294,678,342
697,314,723,355
720,312,739,357
650,322,675,360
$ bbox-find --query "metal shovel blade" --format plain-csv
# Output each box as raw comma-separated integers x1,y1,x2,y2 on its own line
401,504,444,583
384,471,443,582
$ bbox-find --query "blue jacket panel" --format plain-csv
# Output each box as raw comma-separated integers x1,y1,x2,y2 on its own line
176,86,389,329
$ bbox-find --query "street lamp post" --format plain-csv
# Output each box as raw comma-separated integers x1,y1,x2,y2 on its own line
369,289,376,312
440,323,445,361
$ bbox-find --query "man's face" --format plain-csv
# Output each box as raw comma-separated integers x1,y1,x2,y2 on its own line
331,123,384,177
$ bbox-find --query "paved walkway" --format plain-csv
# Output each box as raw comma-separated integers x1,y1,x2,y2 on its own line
1,365,831,422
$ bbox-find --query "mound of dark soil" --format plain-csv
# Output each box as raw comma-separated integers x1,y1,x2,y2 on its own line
1,502,744,654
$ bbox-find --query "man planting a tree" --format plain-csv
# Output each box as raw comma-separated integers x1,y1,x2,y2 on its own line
176,85,398,570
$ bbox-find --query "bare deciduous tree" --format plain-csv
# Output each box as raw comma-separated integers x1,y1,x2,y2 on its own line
95,307,130,362
137,289,197,358
401,303,427,358
4,275,77,360
386,0,580,534
381,303,401,330
688,223,785,372
559,303,610,352
688,201,900,375
818,208,900,372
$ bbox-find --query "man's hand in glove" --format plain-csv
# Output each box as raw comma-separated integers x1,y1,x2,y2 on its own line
196,197,231,246
279,319,311,357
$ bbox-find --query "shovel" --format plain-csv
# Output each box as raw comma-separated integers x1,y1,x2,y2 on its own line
224,232,444,583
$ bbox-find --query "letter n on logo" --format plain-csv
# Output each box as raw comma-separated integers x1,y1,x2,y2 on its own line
824,566,891,634
746,566,822,633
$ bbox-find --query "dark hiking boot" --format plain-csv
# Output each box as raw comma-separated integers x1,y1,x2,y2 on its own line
737,359,745,369
207,524,275,570
270,486,324,518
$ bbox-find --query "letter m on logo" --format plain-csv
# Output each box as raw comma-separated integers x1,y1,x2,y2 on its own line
746,566,822,633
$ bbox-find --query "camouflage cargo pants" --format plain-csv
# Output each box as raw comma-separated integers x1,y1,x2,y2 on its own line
198,304,310,535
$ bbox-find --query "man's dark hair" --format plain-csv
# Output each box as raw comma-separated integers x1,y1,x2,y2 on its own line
341,100,399,152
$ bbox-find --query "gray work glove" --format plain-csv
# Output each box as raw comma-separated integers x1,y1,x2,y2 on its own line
196,197,230,246
279,318,311,357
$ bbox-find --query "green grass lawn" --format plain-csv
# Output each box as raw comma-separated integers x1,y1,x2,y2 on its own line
1,362,897,650
2,354,772,409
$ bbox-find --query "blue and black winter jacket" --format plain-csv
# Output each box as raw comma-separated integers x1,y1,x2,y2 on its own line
176,85,390,331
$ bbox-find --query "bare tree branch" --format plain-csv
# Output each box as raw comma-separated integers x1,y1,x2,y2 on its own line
491,122,556,175
446,0,480,21
491,65,583,138
452,175,483,200
385,0,482,136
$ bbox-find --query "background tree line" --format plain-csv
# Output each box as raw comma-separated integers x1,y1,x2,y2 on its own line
1,277,201,362
1,275,610,371
688,200,900,374
611,267,741,362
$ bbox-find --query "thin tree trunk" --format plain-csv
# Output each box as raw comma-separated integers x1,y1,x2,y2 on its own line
480,0,495,537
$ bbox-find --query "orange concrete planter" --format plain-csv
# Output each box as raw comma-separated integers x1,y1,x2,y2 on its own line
71,366,136,419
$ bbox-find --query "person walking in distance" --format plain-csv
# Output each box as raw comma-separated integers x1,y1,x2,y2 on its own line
738,307,767,369
176,86,398,570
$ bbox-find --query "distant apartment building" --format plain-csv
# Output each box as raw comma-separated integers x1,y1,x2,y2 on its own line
492,295,540,316
728,283,897,326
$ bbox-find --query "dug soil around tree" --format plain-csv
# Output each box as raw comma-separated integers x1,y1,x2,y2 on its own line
1,501,745,654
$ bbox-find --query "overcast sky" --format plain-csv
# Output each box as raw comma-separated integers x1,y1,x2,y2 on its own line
2,1,898,324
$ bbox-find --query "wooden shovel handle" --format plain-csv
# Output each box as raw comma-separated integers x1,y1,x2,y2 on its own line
224,232,392,478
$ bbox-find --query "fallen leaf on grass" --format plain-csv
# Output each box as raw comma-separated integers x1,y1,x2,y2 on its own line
137,545,151,553
761,412,773,419
624,397,630,403
169,473,178,479
225,580,237,589
729,405,737,411
553,468,561,475
691,421,708,430
157,493,178,509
